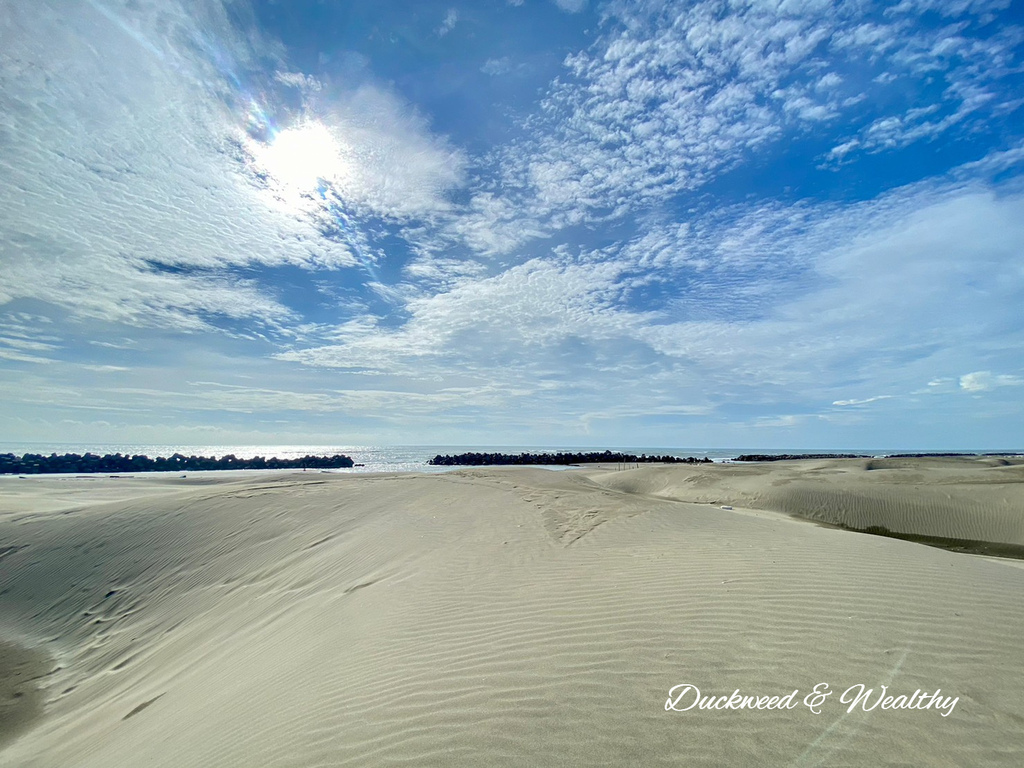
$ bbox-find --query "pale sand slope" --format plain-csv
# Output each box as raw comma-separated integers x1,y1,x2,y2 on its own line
0,463,1022,766
589,456,1024,546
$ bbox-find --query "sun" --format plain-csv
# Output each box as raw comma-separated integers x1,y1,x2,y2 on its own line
251,121,351,197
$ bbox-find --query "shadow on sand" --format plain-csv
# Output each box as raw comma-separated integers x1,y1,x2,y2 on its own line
0,640,49,752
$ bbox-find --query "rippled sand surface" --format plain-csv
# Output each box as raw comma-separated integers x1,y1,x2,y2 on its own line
2,459,1022,766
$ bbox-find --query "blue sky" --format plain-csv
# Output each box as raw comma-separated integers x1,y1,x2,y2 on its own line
1,0,1022,449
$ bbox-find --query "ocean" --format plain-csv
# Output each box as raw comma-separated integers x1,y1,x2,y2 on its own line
0,443,907,474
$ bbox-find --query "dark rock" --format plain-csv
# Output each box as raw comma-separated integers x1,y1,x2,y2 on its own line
0,452,354,475
427,451,712,466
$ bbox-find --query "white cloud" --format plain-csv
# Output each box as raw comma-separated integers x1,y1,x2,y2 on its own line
832,396,893,406
752,415,804,428
0,246,294,332
0,1,343,329
553,0,588,12
448,192,548,257
955,142,1024,177
889,0,1013,20
0,0,464,333
241,82,465,223
268,169,1024,435
438,8,459,37
0,336,58,353
481,57,514,76
81,365,131,372
0,348,56,365
274,71,323,92
960,371,1023,392
277,256,647,374
631,179,1024,402
924,378,955,391
826,139,861,163
478,0,1024,228
2,0,1021,448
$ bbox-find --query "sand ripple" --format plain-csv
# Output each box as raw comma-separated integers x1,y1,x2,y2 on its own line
1,462,1022,766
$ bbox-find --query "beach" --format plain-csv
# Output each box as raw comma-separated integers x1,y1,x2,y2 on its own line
1,457,1022,766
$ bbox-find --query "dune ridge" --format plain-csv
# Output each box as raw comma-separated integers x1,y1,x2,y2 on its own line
588,456,1024,547
1,460,1023,766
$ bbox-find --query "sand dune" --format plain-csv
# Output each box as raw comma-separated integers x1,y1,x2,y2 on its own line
589,456,1024,547
1,461,1023,766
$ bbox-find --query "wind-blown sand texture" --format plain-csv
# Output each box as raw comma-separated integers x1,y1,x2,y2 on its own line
1,458,1023,766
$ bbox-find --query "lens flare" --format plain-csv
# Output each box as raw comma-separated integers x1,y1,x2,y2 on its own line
253,121,352,194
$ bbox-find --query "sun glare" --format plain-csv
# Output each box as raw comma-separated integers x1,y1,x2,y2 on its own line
253,121,351,196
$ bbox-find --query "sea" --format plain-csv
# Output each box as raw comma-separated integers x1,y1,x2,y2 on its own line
0,443,921,474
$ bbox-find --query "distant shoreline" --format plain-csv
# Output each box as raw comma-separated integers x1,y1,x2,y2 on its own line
3,448,1021,476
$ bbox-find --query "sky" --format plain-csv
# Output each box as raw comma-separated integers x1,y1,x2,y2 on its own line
1,0,1022,450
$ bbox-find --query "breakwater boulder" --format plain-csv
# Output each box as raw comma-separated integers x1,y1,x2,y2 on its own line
734,453,871,462
427,450,712,466
0,452,354,475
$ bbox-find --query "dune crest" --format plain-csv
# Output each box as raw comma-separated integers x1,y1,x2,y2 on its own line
588,457,1024,547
